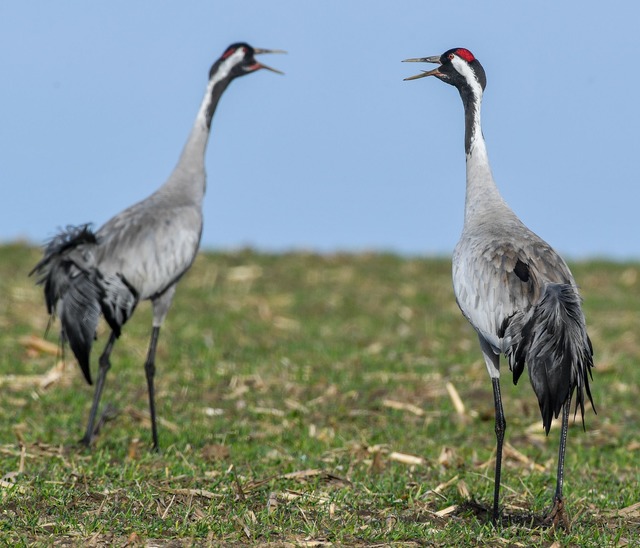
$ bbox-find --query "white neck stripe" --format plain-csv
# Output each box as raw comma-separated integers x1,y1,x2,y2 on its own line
451,56,484,154
451,56,483,100
211,48,245,87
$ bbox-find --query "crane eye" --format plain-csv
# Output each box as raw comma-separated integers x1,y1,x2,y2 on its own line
448,53,455,60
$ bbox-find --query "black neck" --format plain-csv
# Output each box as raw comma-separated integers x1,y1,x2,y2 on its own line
205,77,232,130
459,85,481,155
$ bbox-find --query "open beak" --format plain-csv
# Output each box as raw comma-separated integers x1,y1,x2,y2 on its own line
402,55,442,81
253,48,287,75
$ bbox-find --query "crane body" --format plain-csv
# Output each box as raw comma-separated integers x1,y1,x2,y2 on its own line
404,48,595,528
32,43,284,450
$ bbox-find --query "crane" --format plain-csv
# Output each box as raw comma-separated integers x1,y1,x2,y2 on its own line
403,48,595,528
31,43,285,451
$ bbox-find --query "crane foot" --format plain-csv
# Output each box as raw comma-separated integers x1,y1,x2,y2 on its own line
544,496,570,531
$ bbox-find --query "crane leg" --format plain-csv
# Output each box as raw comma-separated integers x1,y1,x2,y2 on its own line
80,331,117,447
144,326,161,452
545,396,572,530
491,377,506,525
478,337,505,525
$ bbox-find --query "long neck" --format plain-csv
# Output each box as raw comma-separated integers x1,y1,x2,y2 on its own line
460,87,510,224
156,70,232,205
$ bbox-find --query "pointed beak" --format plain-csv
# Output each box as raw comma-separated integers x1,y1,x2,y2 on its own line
253,48,287,75
402,55,442,81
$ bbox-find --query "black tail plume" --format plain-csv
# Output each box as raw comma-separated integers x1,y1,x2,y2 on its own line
31,224,101,384
505,283,595,434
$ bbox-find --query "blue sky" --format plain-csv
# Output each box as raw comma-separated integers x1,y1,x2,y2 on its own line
2,2,639,259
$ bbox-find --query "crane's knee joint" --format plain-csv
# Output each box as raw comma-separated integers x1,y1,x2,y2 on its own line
98,354,111,372
144,359,156,377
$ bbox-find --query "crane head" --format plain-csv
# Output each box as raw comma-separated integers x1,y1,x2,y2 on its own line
402,47,486,93
210,43,286,81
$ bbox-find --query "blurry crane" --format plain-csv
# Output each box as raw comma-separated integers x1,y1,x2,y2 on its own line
403,48,595,528
31,43,285,451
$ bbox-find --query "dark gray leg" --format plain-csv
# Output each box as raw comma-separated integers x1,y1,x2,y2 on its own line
144,326,161,451
491,377,507,525
146,286,175,451
546,396,572,529
80,331,117,447
555,396,571,500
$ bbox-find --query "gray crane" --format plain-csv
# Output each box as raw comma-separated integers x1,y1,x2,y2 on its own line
31,43,285,451
403,48,595,528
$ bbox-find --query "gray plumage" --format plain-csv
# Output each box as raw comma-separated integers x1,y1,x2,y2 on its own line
32,43,284,450
404,48,594,528
452,209,594,433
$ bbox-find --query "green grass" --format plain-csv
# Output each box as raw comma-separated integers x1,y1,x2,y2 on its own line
1,242,639,545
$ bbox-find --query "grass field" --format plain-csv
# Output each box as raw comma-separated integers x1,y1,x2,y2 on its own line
0,242,639,546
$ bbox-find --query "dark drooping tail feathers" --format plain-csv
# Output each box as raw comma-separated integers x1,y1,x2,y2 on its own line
30,224,97,312
30,224,101,385
505,283,595,434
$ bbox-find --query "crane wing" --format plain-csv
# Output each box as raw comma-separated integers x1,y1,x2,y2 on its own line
452,228,574,354
96,202,203,302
